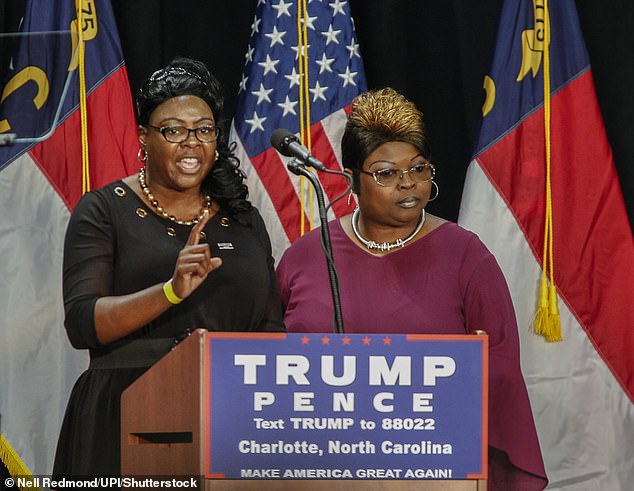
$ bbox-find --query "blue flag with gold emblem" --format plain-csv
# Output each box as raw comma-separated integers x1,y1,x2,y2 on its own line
0,0,137,476
459,0,634,488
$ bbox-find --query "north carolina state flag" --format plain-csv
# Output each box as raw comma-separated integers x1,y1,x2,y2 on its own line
459,0,634,489
0,0,137,475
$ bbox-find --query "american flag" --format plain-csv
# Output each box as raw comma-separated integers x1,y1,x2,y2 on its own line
229,0,367,261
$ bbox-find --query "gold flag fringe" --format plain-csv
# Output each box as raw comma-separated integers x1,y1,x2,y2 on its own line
0,434,41,491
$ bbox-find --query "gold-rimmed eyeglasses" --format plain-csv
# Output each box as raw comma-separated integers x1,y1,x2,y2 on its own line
145,124,220,144
360,162,435,187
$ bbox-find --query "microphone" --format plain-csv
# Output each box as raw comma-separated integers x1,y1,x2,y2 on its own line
270,128,329,171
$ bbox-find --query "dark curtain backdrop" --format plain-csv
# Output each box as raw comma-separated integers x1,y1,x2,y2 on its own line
1,0,633,226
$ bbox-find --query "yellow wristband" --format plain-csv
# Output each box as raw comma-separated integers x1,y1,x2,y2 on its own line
162,279,183,305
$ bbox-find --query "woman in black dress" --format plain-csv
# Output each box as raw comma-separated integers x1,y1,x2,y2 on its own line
53,57,283,476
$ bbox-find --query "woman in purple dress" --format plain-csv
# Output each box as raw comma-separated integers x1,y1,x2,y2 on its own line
276,88,547,490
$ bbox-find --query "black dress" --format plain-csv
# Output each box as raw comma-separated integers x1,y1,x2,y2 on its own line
53,180,284,476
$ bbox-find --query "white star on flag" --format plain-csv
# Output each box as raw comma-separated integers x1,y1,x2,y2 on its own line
238,74,249,92
244,45,255,63
285,67,301,88
257,54,280,75
251,83,274,104
316,53,335,74
309,80,329,102
329,0,347,17
322,24,342,45
346,40,360,58
272,0,292,18
250,17,261,36
230,0,367,260
266,25,286,47
245,111,267,133
277,95,298,116
301,15,318,30
338,66,357,87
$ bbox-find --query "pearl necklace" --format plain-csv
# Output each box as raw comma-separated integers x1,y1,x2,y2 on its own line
351,208,426,252
138,167,211,226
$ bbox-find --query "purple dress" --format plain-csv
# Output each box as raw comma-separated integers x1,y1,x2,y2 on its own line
276,219,548,490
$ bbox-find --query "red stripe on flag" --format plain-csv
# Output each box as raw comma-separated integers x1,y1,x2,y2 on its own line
311,122,355,217
478,70,634,401
29,66,138,211
250,148,307,243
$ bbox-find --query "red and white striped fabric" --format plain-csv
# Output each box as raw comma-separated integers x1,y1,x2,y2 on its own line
231,108,353,260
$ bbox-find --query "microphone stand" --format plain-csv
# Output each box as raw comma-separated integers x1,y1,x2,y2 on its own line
287,159,344,334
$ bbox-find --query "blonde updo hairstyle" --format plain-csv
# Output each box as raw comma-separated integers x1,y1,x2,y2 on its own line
341,87,428,193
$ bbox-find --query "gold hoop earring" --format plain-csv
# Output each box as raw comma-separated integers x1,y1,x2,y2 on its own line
428,180,439,202
137,148,148,163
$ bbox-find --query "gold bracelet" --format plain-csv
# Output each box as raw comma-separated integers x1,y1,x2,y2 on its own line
162,279,183,305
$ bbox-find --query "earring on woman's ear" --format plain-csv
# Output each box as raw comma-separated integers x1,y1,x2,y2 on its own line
137,148,148,163
215,150,219,161
347,191,357,207
428,180,439,202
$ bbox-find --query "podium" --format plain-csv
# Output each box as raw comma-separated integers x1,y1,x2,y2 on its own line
121,330,487,490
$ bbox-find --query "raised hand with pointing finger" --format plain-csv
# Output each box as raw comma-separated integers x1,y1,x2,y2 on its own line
167,210,223,303
55,57,284,478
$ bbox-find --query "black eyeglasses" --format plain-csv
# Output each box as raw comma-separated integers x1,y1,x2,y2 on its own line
360,162,435,187
145,124,220,144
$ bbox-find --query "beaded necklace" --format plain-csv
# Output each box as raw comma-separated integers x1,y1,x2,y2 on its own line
138,167,211,226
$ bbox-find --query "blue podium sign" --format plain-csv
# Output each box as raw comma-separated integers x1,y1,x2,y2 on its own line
204,333,487,480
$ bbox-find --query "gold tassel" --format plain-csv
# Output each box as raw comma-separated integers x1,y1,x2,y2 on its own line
532,276,549,335
0,434,41,491
544,284,563,342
